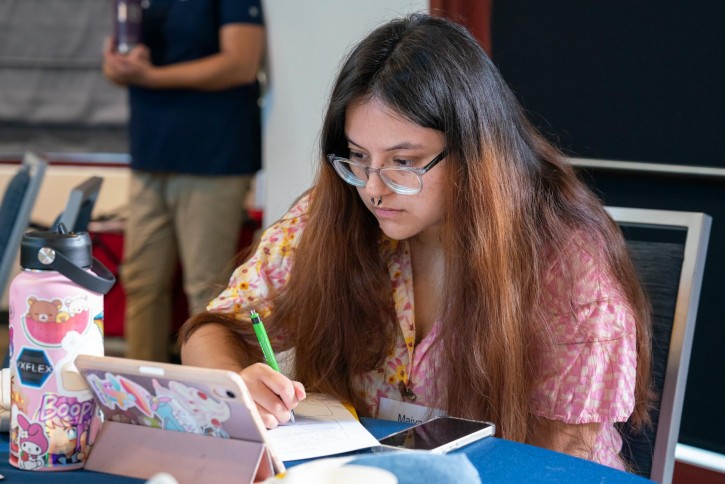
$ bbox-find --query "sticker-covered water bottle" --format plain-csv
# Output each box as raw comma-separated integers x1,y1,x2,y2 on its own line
8,225,115,471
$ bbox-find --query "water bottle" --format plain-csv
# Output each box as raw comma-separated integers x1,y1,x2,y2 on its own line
113,0,144,55
8,225,115,471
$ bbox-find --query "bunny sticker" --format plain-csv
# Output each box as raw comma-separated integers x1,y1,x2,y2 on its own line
16,412,49,470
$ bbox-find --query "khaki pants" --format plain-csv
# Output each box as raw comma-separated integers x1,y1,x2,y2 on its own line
121,171,251,362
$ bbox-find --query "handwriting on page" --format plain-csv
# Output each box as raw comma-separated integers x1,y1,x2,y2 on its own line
266,394,379,461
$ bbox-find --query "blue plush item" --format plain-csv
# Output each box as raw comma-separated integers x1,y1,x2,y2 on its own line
349,452,481,484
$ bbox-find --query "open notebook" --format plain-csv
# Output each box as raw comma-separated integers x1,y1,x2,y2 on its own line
267,392,379,461
74,355,379,481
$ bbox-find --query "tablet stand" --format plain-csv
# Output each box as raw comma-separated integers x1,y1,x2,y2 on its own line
85,420,275,483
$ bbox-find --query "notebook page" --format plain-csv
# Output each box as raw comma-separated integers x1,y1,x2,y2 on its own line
266,393,379,461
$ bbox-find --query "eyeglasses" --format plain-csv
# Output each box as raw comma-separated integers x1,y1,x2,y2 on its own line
326,151,446,195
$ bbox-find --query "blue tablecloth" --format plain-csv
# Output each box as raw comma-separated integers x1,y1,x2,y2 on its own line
0,418,652,483
358,419,651,483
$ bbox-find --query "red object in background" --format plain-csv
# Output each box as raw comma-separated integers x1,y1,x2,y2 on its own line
90,231,126,337
429,0,492,55
90,217,261,339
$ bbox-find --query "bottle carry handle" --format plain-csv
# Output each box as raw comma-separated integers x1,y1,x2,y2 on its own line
45,249,116,295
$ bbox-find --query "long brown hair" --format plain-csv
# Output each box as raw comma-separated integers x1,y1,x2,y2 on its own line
181,13,651,442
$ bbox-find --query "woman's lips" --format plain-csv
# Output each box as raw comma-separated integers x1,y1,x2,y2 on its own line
373,207,401,219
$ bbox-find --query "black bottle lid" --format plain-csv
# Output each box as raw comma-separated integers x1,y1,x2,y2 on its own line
20,224,92,270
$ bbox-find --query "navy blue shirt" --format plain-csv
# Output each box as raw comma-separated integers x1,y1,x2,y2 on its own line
129,0,263,175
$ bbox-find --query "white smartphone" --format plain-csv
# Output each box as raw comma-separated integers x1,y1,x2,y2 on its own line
376,416,495,454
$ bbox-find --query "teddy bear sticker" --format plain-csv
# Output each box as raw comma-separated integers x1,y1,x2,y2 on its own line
23,296,92,347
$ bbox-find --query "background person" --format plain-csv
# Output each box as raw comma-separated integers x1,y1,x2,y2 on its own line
103,0,265,361
179,13,652,470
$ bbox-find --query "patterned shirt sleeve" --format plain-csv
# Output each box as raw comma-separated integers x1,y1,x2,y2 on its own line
206,194,309,320
530,232,638,424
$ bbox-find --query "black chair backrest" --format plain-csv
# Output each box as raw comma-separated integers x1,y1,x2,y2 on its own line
606,207,711,484
0,167,30,256
51,176,103,233
616,228,685,479
0,152,48,298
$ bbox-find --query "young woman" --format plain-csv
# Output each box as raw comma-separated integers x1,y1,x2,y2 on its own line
180,13,652,470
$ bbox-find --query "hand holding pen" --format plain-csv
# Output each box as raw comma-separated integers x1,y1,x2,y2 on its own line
249,310,304,426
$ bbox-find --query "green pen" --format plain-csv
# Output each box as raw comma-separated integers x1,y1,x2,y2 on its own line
251,309,279,371
250,310,295,423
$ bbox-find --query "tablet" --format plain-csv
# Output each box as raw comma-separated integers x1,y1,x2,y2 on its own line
74,354,284,474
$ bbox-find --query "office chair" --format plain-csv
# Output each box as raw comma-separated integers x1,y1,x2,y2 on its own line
0,152,48,298
51,176,103,233
606,207,711,484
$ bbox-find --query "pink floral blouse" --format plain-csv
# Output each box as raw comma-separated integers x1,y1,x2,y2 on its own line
208,194,638,470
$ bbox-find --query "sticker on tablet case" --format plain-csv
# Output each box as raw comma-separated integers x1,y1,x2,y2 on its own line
85,372,154,416
151,379,231,438
86,372,233,438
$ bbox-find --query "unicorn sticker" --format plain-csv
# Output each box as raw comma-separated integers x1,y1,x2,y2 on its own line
86,372,153,417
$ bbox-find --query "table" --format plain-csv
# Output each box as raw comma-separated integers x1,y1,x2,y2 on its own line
0,419,652,483
357,419,652,483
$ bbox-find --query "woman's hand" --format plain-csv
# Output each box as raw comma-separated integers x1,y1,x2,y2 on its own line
179,322,305,428
241,363,306,429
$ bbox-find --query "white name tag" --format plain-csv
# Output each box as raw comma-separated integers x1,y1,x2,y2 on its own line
378,397,445,424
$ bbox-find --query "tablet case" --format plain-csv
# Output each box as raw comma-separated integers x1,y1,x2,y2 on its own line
75,354,283,483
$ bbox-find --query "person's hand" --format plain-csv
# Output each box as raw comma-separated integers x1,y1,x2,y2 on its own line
240,362,306,428
102,38,153,87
